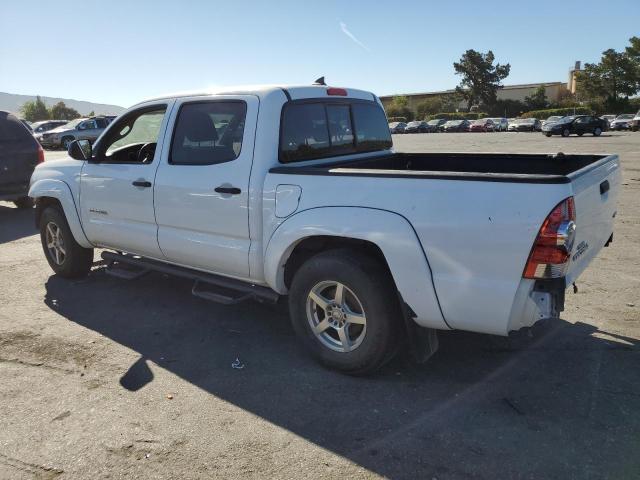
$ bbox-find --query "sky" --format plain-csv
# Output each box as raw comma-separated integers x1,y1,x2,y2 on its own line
1,0,639,108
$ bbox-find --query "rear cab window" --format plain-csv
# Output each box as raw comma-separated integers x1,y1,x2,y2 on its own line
279,100,391,163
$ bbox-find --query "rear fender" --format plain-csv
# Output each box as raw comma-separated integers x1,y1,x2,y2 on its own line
264,207,449,330
29,179,92,248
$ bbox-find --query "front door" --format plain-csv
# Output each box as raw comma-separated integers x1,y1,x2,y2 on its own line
154,95,258,279
79,101,173,258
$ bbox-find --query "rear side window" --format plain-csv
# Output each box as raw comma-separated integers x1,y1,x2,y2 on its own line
280,101,391,163
170,101,247,165
0,113,31,142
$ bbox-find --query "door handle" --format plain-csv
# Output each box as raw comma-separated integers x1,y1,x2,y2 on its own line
600,180,610,195
132,180,152,188
214,186,241,195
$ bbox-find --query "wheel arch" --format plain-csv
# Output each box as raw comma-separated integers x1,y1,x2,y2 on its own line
264,206,449,330
30,179,92,248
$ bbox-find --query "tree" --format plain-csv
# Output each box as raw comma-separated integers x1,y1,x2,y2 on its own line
576,48,638,112
88,110,95,116
385,96,414,121
524,85,548,110
453,49,511,111
415,97,443,119
50,102,81,120
20,96,49,122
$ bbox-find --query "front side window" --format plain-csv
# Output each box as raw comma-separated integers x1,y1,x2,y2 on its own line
99,106,167,163
170,101,247,166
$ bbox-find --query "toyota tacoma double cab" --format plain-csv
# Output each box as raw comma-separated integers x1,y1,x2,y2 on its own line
29,84,620,374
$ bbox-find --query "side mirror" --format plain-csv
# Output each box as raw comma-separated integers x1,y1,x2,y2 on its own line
68,139,92,160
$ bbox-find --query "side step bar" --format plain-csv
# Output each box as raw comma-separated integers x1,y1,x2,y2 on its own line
101,251,280,305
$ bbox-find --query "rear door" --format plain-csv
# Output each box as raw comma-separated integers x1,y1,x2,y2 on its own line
154,95,258,279
0,112,39,195
565,155,621,284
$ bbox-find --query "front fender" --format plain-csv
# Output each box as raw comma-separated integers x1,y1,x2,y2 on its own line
29,179,92,248
264,207,449,330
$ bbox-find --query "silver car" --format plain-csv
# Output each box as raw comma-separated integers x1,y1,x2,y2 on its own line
39,116,115,149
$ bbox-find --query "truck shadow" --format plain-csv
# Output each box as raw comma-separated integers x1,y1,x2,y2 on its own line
0,204,36,244
43,268,640,479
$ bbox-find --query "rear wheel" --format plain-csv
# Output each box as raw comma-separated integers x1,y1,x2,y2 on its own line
545,132,552,137
39,206,93,278
593,127,602,136
288,249,399,375
13,196,33,209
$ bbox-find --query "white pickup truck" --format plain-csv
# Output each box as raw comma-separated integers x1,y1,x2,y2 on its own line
29,84,620,374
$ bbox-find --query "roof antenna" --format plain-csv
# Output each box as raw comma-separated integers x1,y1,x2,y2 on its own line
313,76,326,86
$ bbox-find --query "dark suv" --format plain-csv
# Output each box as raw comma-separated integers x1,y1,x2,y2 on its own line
0,111,44,208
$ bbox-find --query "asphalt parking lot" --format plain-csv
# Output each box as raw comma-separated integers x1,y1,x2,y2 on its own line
1,131,638,479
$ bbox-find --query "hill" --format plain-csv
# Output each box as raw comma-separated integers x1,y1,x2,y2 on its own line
0,92,125,117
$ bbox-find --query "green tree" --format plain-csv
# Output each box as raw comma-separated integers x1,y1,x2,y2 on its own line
415,97,443,119
453,49,511,111
20,96,49,122
385,96,414,121
524,85,548,110
88,110,95,116
50,102,81,120
576,48,638,112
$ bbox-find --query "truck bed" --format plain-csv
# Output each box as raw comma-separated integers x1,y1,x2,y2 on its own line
270,152,611,184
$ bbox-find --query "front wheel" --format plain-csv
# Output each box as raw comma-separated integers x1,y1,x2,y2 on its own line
61,136,74,150
39,206,94,278
288,249,399,375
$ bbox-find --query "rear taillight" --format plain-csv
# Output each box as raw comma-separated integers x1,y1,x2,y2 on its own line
523,197,576,279
37,144,45,164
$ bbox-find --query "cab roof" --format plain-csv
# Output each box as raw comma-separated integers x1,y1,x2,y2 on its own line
133,84,377,107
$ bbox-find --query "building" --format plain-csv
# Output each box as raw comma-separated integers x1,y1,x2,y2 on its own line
379,82,568,112
379,64,582,112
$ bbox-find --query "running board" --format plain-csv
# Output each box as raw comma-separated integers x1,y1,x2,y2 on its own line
101,251,280,305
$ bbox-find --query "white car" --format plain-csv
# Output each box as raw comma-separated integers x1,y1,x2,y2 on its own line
29,84,620,374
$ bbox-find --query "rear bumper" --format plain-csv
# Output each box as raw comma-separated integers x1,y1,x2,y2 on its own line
507,278,566,332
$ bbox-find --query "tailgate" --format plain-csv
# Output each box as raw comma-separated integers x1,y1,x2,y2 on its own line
565,154,620,284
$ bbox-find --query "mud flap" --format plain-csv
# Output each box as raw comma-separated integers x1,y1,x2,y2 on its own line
399,297,439,363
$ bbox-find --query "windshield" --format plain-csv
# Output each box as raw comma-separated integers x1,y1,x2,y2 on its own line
446,120,462,126
546,116,562,122
489,118,501,122
472,119,487,125
407,121,420,126
427,120,441,125
61,118,85,129
515,118,534,124
616,114,634,120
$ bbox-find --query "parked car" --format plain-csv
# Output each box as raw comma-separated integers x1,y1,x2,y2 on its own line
542,116,563,129
508,118,541,132
426,118,447,132
442,119,470,132
600,114,617,127
388,122,406,134
609,113,635,131
39,116,114,149
489,117,508,131
404,121,429,133
468,118,495,132
32,120,69,143
632,110,640,132
542,115,607,137
29,84,620,374
0,111,44,208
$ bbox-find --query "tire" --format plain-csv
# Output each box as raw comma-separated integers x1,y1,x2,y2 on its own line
288,249,400,375
13,196,33,209
545,132,552,137
593,127,602,137
39,206,93,278
562,128,571,137
61,136,74,150
577,132,584,136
